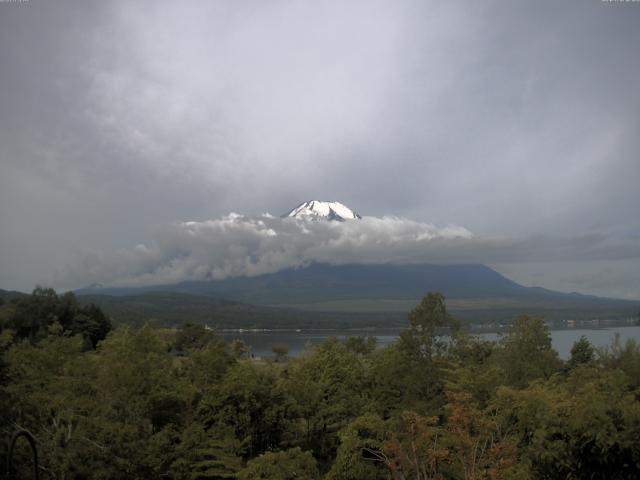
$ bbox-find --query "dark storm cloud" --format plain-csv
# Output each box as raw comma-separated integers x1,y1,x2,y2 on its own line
1,0,639,297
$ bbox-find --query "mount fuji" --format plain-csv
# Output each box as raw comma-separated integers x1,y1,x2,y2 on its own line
74,201,639,328
283,200,362,221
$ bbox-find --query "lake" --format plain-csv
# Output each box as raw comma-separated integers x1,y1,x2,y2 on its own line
221,325,640,360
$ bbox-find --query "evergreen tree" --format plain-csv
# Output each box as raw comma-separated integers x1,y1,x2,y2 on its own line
567,335,596,369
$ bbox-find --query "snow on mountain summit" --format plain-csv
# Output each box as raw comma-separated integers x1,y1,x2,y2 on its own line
283,200,362,221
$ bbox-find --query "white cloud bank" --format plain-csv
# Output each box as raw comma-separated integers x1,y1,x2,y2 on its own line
59,213,640,292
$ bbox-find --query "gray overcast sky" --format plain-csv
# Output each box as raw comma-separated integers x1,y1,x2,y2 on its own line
1,0,639,298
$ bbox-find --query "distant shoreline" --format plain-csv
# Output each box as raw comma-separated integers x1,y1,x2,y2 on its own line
220,320,639,336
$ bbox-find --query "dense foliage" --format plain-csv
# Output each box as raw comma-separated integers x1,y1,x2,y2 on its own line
1,290,640,479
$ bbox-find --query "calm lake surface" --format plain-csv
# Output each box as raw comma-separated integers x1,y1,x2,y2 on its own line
221,325,640,360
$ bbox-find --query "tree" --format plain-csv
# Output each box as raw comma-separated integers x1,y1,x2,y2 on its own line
2,334,91,479
172,423,242,480
567,335,596,369
184,341,235,391
69,303,112,349
368,342,426,415
496,315,561,387
445,333,501,408
174,321,218,355
230,339,251,358
199,362,296,458
344,336,377,355
598,334,640,388
4,287,110,348
443,391,518,480
371,293,458,414
284,338,368,460
326,414,388,480
383,411,448,480
494,368,640,479
7,287,62,342
237,447,319,480
84,324,190,477
272,343,289,362
378,396,519,480
402,292,459,358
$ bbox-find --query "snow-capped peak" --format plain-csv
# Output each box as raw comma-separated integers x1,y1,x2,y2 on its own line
283,200,362,221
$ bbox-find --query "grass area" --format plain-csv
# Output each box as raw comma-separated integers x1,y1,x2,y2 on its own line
270,298,420,313
74,290,639,329
271,296,639,313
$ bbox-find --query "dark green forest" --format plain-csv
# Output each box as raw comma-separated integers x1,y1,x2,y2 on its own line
2,289,640,479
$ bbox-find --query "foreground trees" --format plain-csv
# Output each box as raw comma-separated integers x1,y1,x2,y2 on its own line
0,287,111,348
238,447,319,480
1,290,640,478
495,368,640,478
496,314,562,387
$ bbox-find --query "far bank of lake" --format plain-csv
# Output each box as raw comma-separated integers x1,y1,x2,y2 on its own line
221,325,640,360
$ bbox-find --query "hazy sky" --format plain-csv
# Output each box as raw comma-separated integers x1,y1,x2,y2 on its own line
1,0,639,298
